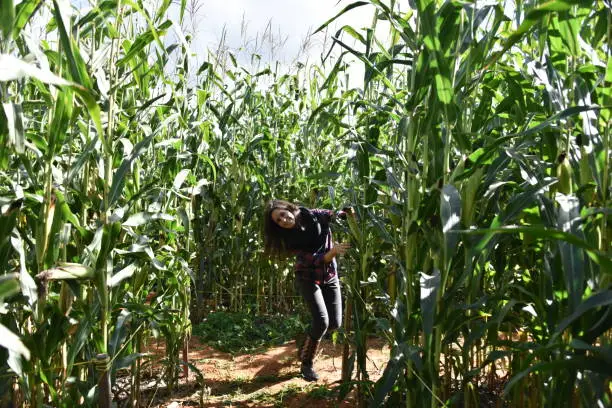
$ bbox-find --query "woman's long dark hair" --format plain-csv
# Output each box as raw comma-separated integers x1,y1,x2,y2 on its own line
263,199,301,257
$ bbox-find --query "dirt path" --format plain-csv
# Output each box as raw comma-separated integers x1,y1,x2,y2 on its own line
146,336,390,407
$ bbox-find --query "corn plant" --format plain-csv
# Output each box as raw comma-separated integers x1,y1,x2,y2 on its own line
0,0,609,407
312,0,610,407
0,0,198,405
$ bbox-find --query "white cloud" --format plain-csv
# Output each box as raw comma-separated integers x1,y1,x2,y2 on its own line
181,0,374,65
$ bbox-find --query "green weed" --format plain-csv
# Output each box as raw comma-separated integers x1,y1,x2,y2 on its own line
193,311,305,353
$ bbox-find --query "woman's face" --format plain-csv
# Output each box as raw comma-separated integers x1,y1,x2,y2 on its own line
271,207,296,229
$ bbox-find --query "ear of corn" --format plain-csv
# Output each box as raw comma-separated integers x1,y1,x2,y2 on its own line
556,154,573,195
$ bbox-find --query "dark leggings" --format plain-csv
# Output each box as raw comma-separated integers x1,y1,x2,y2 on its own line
296,275,343,341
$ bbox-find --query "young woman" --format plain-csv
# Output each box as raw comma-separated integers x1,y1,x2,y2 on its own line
263,199,351,381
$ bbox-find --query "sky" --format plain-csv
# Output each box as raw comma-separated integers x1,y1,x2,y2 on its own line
177,0,375,67
29,0,378,84
65,0,375,63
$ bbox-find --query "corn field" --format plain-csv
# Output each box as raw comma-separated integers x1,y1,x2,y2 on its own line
0,0,610,406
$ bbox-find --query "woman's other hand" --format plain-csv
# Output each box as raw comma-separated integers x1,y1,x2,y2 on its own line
324,242,351,263
339,207,355,219
342,207,355,217
334,242,351,255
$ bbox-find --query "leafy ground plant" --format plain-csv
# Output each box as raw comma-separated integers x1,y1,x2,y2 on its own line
192,311,305,353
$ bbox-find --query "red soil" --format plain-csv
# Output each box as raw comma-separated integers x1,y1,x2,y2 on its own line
144,335,390,407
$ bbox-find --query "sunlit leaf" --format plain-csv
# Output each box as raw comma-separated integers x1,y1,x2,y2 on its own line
0,323,30,361
172,169,190,191
13,0,43,38
2,103,25,154
0,0,15,41
420,269,440,337
123,212,174,227
0,54,72,85
37,263,95,281
440,184,461,262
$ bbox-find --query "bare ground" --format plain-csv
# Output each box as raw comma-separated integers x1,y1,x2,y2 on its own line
136,336,390,408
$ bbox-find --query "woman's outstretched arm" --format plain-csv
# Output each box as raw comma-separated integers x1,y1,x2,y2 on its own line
322,242,350,263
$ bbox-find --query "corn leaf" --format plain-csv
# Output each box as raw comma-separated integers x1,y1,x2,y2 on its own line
0,0,15,41
0,322,30,362
420,268,440,337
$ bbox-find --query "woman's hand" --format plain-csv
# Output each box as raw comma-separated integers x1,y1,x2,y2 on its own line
324,242,351,263
339,207,355,219
335,242,351,255
342,207,355,217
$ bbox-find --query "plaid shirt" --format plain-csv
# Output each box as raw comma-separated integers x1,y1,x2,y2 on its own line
293,208,345,284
